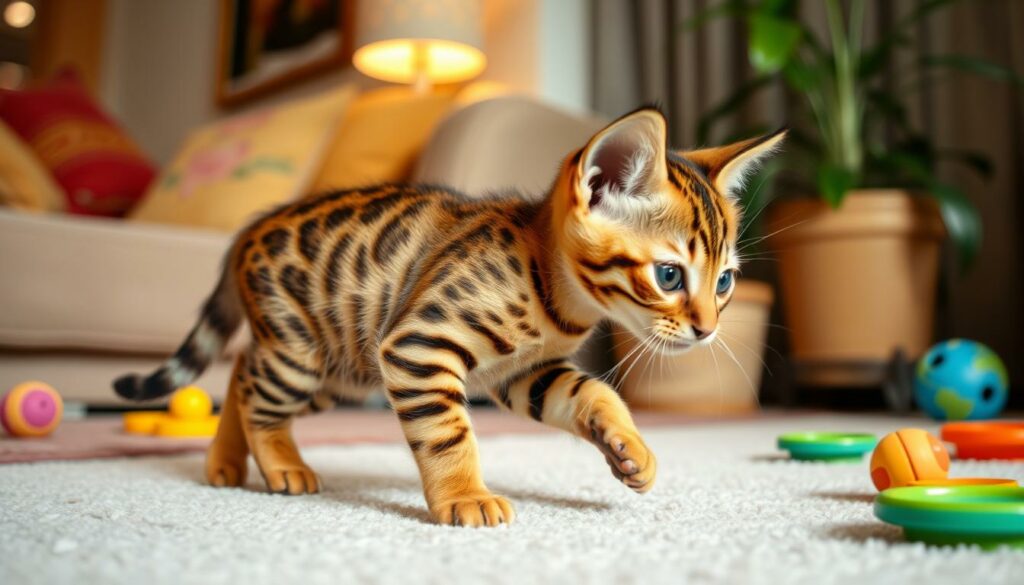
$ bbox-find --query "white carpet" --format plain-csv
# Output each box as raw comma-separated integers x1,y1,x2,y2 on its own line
2,414,1023,585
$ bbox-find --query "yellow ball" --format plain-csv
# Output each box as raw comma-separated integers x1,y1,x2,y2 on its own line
169,386,212,419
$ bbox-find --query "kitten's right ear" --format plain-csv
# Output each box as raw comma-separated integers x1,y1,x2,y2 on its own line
573,108,668,213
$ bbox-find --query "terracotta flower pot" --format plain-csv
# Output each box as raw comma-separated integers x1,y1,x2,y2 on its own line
767,190,946,386
612,280,774,414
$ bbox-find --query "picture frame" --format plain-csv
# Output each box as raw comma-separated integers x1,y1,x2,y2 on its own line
215,0,355,108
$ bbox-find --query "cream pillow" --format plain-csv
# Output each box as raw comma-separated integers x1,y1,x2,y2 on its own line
0,121,66,212
310,86,457,192
131,85,356,232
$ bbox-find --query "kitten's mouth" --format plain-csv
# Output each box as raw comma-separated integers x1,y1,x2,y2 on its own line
661,339,694,353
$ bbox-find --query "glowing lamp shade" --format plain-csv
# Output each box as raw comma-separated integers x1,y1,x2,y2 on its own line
353,0,485,90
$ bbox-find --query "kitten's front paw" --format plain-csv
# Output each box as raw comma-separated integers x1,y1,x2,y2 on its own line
589,420,657,493
431,492,516,527
263,465,321,495
206,447,247,488
206,458,246,488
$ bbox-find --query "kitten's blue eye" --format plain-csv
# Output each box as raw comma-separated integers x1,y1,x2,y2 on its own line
655,264,684,292
716,270,735,295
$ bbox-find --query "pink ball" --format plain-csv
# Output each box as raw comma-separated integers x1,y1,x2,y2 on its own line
1,381,63,437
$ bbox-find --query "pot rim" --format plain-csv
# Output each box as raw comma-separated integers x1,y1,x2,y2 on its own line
766,189,946,246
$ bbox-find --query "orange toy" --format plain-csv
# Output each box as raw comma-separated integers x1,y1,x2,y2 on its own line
1,381,63,437
869,428,950,491
123,386,219,438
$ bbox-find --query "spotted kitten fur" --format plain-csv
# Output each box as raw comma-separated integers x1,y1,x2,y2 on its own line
115,108,784,527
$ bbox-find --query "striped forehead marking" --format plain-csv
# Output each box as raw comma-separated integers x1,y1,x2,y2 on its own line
667,158,728,262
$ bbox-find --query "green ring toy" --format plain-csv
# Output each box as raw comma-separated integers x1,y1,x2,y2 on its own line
776,432,877,462
874,485,1024,549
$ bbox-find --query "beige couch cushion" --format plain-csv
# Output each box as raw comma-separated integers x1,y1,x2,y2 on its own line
0,209,230,353
413,96,605,196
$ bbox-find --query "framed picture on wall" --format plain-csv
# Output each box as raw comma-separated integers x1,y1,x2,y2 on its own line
216,0,354,107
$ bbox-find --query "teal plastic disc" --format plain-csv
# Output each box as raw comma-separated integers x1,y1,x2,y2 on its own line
776,432,877,462
874,485,1024,549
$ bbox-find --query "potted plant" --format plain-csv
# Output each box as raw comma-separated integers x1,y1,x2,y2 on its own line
686,0,1022,387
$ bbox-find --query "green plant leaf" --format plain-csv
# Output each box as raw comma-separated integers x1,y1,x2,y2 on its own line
817,163,857,208
748,14,802,74
921,54,1024,85
930,182,982,270
759,0,791,14
782,59,823,93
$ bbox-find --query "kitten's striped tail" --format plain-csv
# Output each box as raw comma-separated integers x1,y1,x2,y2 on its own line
113,267,243,402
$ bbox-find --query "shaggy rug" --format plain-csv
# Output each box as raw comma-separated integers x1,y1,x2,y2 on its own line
0,409,760,464
1,414,1022,585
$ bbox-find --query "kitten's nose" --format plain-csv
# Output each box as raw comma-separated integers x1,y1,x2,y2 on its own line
692,325,713,340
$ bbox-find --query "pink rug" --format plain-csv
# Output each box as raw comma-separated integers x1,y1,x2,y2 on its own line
0,409,763,464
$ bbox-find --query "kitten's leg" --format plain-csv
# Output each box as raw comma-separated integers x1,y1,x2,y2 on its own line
377,341,515,527
490,359,656,493
205,355,249,488
238,346,323,495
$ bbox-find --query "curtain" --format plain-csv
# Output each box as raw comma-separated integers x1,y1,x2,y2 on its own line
591,0,1024,405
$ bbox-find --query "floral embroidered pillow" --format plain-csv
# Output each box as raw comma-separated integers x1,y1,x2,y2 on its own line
131,85,356,232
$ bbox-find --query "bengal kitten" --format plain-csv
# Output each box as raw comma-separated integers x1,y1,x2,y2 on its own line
115,108,784,527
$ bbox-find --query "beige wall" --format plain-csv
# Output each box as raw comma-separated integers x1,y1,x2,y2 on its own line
482,0,591,115
101,0,369,164
101,0,592,165
32,0,108,94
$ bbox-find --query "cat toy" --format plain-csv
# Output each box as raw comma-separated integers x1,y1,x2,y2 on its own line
870,427,1023,548
915,339,1009,421
776,432,877,462
123,385,219,437
1,380,63,438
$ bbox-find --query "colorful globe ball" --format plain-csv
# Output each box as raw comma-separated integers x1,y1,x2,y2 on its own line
915,339,1009,421
1,381,63,437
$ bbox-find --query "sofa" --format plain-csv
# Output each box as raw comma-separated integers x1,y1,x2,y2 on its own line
0,95,604,406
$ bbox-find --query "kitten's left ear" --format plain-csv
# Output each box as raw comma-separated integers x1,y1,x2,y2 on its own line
680,128,787,198
575,107,668,211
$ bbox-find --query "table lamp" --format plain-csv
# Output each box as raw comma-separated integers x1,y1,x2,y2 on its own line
353,0,486,93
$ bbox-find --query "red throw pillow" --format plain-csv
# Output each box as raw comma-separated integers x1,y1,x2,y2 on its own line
0,69,156,216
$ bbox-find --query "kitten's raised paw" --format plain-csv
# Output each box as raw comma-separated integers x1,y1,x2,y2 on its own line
431,492,516,527
589,420,657,493
263,466,321,495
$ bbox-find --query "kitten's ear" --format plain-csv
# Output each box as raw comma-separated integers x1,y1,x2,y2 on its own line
680,128,787,198
575,107,668,211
